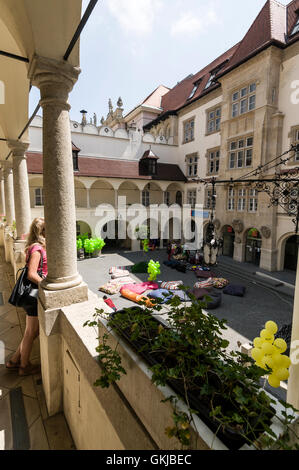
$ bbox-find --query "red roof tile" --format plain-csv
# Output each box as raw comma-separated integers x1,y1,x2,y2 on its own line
287,0,299,36
26,152,186,182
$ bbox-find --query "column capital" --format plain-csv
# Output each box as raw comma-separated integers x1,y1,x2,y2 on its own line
7,140,29,158
0,161,13,172
28,55,81,109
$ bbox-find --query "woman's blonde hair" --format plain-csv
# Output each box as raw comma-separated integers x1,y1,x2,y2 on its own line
25,217,46,253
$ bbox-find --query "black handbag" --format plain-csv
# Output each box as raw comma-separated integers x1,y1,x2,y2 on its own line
8,251,44,309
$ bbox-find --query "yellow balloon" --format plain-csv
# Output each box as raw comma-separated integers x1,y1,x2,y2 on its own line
268,374,281,388
253,337,264,349
272,353,284,368
251,348,263,362
280,355,291,369
262,355,274,370
256,359,267,370
261,342,275,355
265,321,278,335
273,338,287,354
275,368,290,381
260,329,274,343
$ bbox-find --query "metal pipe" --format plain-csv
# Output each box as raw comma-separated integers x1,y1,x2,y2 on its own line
63,0,99,61
18,102,41,140
0,50,29,63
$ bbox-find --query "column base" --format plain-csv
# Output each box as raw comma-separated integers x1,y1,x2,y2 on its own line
41,273,84,291
260,248,278,272
39,281,89,311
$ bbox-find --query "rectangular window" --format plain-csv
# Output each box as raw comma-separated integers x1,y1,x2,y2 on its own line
142,190,149,207
229,136,253,169
231,83,256,117
35,188,44,206
186,155,198,177
187,190,197,208
227,188,235,211
208,150,220,175
205,188,216,209
184,119,195,143
291,16,299,35
248,189,258,212
164,191,170,206
237,189,246,212
72,151,79,171
207,107,221,134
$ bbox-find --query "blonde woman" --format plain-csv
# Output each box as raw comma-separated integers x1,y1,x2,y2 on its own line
6,217,47,376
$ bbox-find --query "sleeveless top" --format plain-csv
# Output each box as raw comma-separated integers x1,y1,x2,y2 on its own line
26,244,48,277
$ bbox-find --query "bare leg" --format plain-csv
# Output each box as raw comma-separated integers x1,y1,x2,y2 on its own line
19,316,39,368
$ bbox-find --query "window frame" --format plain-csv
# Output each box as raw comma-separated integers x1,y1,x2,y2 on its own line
231,82,256,118
290,15,299,36
183,117,195,144
187,189,197,209
142,190,150,207
34,187,44,207
227,188,235,211
228,136,254,170
248,189,258,213
206,106,221,135
186,153,198,178
207,148,220,175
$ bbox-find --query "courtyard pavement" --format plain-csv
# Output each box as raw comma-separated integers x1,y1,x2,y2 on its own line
0,248,75,450
78,249,295,401
78,249,294,345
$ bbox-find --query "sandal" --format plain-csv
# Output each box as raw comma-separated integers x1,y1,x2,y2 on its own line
19,363,41,377
6,359,21,370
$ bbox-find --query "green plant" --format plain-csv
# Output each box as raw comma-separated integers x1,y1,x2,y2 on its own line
76,238,83,250
93,237,105,251
83,238,95,254
84,291,299,450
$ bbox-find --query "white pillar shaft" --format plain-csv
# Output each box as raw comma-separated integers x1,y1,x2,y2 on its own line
29,56,82,291
0,178,5,215
3,169,15,225
12,154,31,239
287,245,299,410
86,188,90,209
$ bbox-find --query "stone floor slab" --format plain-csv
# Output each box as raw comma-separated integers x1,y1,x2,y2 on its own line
0,394,13,450
23,395,41,428
0,324,22,351
29,417,50,450
43,413,76,450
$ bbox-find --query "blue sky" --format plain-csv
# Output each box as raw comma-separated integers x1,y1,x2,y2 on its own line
29,0,291,124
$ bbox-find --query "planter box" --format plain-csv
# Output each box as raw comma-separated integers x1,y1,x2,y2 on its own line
92,250,101,258
98,311,289,450
77,248,85,260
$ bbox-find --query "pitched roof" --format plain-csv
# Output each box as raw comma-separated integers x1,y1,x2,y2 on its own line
144,0,299,130
140,149,159,160
26,152,186,182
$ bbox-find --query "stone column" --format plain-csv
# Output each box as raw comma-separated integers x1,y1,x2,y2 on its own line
0,170,5,216
8,140,31,240
29,55,86,295
0,170,5,247
2,163,15,226
28,56,88,417
287,245,299,411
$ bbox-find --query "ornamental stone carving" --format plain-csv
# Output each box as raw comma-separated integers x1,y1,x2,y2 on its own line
232,219,244,233
261,226,271,239
235,237,242,244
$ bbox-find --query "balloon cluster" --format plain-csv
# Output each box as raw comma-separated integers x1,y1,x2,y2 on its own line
251,321,291,388
142,239,149,253
147,260,160,281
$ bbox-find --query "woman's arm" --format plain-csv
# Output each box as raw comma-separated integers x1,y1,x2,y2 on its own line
27,251,43,285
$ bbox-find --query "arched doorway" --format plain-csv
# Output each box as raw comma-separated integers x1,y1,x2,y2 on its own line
284,235,298,271
245,228,262,265
76,221,91,238
222,225,235,258
175,191,183,206
101,219,130,252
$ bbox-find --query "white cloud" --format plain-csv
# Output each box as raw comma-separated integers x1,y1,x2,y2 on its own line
107,0,162,35
171,6,220,37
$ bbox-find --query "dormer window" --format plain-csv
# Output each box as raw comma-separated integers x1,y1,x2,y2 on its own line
139,148,159,176
187,80,201,100
204,72,217,90
291,13,299,36
72,142,80,172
